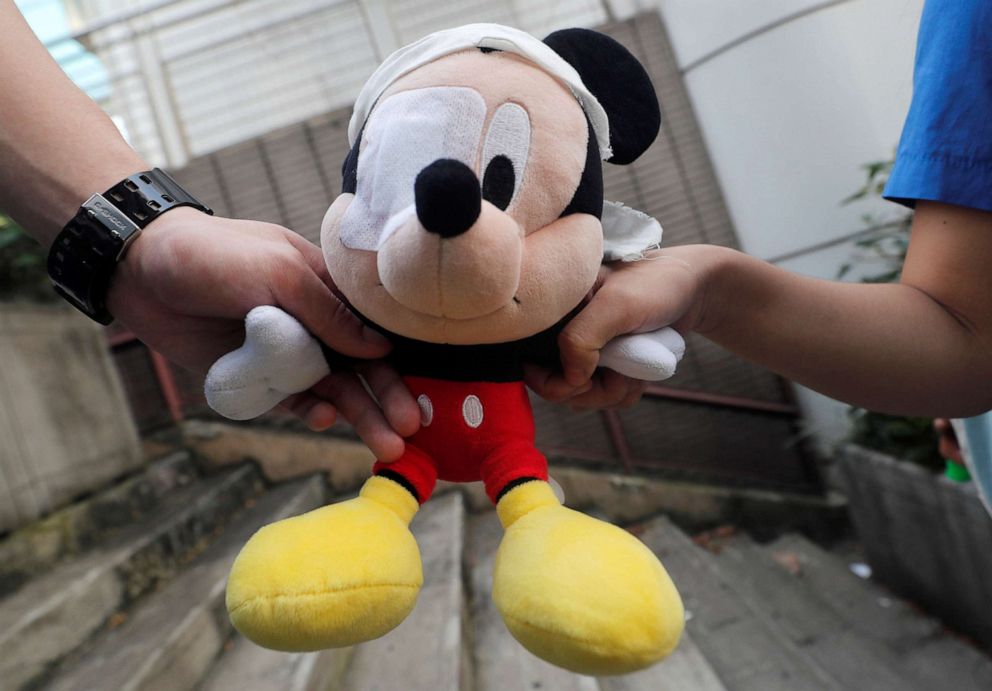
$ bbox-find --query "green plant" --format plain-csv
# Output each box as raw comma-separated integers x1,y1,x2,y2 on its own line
0,211,56,302
840,159,942,469
847,409,942,471
838,159,913,284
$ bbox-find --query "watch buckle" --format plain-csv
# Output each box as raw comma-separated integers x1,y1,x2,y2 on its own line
81,194,141,257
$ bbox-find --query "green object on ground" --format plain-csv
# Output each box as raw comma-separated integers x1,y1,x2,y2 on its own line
945,459,972,482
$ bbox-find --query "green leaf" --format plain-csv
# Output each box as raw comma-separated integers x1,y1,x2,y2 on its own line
0,231,21,250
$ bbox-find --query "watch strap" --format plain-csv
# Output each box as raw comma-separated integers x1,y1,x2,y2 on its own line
103,168,211,228
48,204,124,324
48,168,213,324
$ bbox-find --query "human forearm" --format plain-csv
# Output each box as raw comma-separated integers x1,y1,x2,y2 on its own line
696,246,992,416
545,203,992,417
0,3,421,455
0,1,146,245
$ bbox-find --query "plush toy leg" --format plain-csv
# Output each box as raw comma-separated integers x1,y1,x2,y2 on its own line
225,475,423,651
492,480,684,675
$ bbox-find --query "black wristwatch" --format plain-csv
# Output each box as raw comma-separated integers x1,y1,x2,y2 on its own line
48,168,213,324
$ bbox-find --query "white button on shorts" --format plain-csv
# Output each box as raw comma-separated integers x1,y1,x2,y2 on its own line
417,394,433,427
462,395,484,428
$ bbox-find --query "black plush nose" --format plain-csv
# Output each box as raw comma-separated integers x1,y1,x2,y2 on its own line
414,159,481,238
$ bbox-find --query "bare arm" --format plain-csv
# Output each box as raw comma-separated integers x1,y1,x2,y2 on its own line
536,201,992,418
0,1,419,456
0,1,146,242
695,202,992,415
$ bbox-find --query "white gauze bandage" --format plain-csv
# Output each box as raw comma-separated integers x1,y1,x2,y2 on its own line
348,23,612,159
339,86,486,250
346,22,664,260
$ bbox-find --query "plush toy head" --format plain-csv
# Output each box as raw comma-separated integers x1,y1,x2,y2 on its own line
321,24,662,345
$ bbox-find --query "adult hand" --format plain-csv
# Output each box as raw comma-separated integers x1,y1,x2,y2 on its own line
526,246,712,410
107,207,421,460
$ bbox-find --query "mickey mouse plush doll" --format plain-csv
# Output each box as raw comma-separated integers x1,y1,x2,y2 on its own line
205,24,686,675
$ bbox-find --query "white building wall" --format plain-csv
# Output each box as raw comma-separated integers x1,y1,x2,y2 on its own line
609,0,924,450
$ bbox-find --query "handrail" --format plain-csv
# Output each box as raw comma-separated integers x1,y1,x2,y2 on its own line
644,384,798,416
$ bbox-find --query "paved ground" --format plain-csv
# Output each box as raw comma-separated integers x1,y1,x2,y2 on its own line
3,450,991,691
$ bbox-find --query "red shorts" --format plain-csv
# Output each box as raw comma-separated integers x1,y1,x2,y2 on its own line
372,376,548,504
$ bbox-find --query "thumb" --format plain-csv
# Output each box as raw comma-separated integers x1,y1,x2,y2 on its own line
281,229,339,291
558,292,647,387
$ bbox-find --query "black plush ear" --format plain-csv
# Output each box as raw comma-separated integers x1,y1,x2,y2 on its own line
544,28,660,165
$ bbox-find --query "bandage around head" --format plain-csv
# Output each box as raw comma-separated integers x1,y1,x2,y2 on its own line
342,23,663,259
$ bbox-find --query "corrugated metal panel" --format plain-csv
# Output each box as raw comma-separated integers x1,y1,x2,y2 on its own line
259,125,334,238
531,394,616,458
111,343,173,432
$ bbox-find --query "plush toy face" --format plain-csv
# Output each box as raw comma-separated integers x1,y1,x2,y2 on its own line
321,49,604,345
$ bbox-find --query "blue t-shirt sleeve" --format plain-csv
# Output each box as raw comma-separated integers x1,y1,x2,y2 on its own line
883,0,992,212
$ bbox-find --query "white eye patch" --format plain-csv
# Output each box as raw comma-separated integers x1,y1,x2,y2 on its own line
481,103,531,210
339,86,487,250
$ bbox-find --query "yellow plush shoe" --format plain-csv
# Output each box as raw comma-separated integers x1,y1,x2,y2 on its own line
226,475,422,651
493,481,684,675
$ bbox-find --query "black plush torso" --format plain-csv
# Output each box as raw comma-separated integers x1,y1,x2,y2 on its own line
321,306,575,383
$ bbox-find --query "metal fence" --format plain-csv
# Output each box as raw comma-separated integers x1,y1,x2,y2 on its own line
108,12,819,493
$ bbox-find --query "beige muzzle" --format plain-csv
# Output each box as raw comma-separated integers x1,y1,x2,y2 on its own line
376,202,523,320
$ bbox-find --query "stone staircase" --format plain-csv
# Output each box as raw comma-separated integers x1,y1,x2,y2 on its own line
3,450,991,691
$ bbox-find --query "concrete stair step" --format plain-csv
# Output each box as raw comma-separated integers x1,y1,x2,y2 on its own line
466,510,600,691
45,475,325,691
200,636,352,691
0,463,262,691
765,533,992,691
711,535,915,691
598,631,728,691
467,508,727,691
337,490,468,691
637,517,841,691
0,450,198,598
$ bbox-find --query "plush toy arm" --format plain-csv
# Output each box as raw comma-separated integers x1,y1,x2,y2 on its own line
204,305,330,420
599,327,686,381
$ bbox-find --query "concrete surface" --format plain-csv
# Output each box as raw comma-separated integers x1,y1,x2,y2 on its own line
0,464,260,690
46,477,325,691
0,450,196,597
0,304,142,533
182,419,374,489
6,438,989,691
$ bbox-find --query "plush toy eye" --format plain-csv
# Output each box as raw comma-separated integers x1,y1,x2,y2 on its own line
480,103,530,211
482,155,515,210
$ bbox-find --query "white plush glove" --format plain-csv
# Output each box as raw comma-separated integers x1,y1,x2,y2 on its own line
599,327,686,381
204,306,331,420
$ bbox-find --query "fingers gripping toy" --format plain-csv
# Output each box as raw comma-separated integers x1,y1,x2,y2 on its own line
205,24,686,675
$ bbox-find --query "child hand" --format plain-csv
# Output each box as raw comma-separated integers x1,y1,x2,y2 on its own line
527,246,713,409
